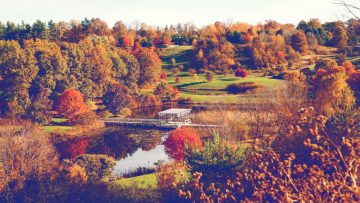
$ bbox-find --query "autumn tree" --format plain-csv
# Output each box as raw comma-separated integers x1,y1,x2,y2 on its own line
56,89,91,123
103,83,135,117
112,20,128,44
314,58,338,71
325,21,348,50
291,31,308,54
154,81,179,101
313,66,355,116
164,127,202,162
133,45,162,87
79,37,113,97
118,49,140,90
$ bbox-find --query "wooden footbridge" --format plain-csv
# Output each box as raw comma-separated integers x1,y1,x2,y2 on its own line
102,117,219,129
102,108,219,129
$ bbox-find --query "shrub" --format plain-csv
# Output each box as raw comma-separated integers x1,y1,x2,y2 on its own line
164,127,202,162
235,68,249,78
225,82,263,94
0,122,59,192
74,154,115,182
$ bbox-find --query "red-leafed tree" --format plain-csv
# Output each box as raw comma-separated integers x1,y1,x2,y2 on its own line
56,89,91,123
235,68,249,78
164,127,202,161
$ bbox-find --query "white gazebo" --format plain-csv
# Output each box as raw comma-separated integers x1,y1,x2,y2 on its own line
158,109,192,126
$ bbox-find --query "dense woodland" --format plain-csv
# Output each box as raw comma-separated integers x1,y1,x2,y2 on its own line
0,10,360,203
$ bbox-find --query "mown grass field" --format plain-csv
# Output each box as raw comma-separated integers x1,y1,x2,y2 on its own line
112,173,157,189
165,71,285,104
159,46,286,104
160,45,193,68
42,118,76,133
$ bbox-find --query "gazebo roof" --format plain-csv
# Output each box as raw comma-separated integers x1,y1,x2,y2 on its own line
158,108,191,115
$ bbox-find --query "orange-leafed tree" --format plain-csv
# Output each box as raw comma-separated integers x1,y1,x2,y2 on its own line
56,89,90,123
164,127,202,162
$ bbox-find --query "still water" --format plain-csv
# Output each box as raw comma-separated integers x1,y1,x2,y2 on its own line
55,104,224,176
55,126,170,176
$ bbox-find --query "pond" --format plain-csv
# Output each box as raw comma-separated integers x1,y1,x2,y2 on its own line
55,126,171,176
54,104,236,176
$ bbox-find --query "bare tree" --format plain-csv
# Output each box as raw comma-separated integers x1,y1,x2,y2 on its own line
337,0,360,20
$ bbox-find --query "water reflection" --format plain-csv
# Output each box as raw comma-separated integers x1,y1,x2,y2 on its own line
55,127,169,175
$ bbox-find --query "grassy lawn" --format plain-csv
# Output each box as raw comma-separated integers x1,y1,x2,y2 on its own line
160,46,192,68
42,118,76,134
164,71,285,103
167,72,283,90
112,173,157,189
158,45,288,104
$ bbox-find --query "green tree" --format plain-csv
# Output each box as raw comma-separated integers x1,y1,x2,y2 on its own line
0,40,38,117
26,40,69,99
4,22,18,41
185,132,246,182
31,20,49,40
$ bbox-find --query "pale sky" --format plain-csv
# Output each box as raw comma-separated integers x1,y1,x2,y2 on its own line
0,0,354,27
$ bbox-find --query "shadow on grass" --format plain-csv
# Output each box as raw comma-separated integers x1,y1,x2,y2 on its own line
218,78,239,82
